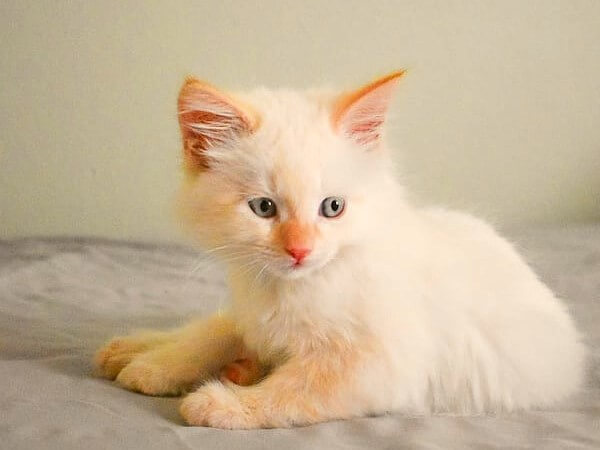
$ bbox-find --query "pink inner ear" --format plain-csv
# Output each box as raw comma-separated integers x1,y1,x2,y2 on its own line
348,119,385,145
334,71,405,147
177,79,254,169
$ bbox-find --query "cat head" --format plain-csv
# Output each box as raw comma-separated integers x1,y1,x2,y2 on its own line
177,71,405,280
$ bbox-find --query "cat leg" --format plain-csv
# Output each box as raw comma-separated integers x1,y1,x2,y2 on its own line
94,314,243,396
180,349,368,428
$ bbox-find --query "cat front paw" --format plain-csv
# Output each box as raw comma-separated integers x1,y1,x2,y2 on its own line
180,382,259,429
94,338,146,380
115,359,189,396
94,332,171,380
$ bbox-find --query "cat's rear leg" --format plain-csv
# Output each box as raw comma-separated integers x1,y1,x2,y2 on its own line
94,314,243,396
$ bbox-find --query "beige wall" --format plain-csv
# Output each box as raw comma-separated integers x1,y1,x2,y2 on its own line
1,0,599,241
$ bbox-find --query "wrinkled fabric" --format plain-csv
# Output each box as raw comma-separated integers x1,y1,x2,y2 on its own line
1,226,599,449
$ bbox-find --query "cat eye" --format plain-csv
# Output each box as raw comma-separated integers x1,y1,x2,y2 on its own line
320,197,345,218
248,197,277,218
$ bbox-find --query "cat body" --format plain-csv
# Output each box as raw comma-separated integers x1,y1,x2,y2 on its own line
95,72,584,428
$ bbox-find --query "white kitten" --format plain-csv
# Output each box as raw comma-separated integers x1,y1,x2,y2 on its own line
95,71,584,429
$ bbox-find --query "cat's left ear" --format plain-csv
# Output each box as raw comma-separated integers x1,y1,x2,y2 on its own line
332,70,405,148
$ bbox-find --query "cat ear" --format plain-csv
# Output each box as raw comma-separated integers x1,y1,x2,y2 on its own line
177,78,256,169
332,70,405,148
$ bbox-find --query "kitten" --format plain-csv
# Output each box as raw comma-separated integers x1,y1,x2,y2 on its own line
95,71,584,429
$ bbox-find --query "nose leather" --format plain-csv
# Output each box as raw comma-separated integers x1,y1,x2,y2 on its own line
286,247,311,264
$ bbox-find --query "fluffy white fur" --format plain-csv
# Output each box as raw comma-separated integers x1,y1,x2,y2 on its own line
95,73,584,429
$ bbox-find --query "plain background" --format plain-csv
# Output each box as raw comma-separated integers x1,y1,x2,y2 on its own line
1,0,599,241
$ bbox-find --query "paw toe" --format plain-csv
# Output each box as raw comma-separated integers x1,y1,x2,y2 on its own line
116,360,184,396
94,339,139,379
180,383,257,429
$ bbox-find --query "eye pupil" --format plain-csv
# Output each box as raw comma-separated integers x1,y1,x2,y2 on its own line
260,199,270,213
331,200,339,211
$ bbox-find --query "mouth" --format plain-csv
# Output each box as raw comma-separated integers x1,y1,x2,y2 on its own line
253,251,335,280
288,259,309,273
258,257,315,280
283,265,312,279
281,255,329,278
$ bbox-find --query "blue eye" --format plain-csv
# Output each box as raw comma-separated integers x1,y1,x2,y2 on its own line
248,197,277,218
320,197,345,218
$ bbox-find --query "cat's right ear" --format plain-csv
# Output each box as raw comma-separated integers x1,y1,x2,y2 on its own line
177,78,256,170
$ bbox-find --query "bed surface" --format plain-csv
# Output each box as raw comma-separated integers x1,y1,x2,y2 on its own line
1,225,599,449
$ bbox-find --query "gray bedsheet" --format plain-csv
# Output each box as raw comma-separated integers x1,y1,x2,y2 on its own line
1,226,599,449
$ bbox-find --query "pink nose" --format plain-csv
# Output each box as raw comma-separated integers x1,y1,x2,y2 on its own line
286,247,311,264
